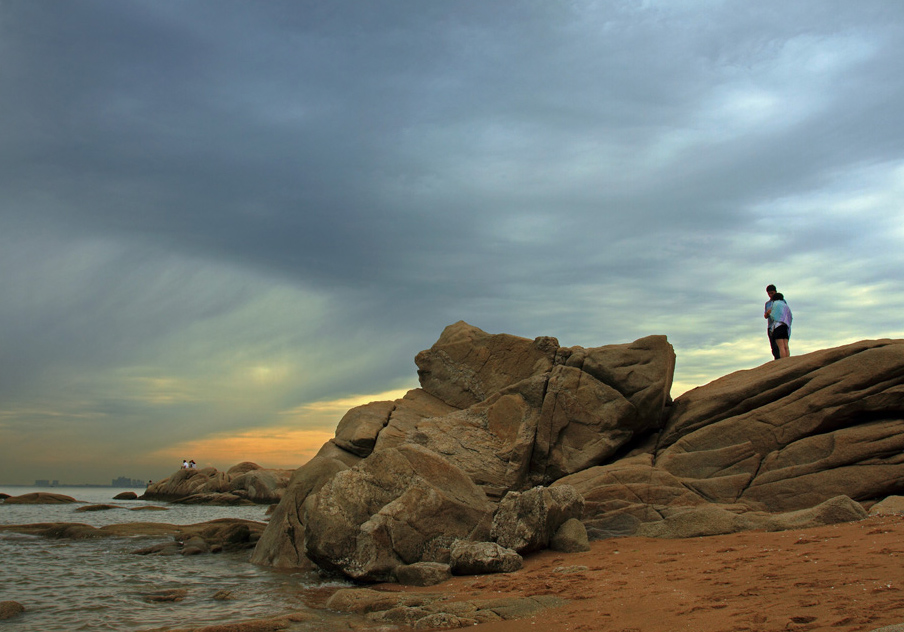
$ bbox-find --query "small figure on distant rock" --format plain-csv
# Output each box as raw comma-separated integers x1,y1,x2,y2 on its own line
189,460,196,469
764,285,781,360
182,460,189,469
764,287,792,359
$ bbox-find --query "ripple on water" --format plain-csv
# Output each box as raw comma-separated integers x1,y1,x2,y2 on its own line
1,490,344,631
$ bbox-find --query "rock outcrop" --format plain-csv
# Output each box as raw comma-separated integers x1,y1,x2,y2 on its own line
559,338,904,538
142,462,292,504
253,321,675,576
251,322,904,584
302,444,493,582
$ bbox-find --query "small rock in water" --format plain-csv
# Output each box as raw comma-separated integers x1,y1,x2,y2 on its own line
0,601,25,620
75,504,121,512
144,589,188,603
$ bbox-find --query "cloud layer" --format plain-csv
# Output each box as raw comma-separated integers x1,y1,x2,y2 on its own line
2,1,904,484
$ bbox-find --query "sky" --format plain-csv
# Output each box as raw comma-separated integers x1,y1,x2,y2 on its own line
2,1,904,485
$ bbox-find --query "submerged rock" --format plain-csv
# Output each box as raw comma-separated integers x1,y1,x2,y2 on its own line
3,492,79,504
0,601,25,620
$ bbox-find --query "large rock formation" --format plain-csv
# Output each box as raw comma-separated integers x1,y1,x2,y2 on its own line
142,462,292,504
251,322,904,584
252,321,675,575
559,338,904,538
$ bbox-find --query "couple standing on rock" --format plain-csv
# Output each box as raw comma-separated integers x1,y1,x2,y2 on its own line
764,284,792,359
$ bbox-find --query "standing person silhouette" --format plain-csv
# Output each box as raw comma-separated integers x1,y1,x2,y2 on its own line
765,288,792,359
764,285,780,360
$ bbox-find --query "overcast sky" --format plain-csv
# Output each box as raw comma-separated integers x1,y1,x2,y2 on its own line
2,1,903,485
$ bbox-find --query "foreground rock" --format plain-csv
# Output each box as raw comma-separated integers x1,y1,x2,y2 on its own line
253,322,675,574
252,322,904,585
142,462,292,504
303,444,494,582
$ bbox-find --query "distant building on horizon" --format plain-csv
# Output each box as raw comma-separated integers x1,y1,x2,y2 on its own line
34,479,60,487
112,476,147,488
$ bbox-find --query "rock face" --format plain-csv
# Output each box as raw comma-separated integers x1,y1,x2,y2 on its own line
559,338,904,538
253,321,675,576
302,444,493,582
142,463,292,504
491,485,584,554
252,323,904,584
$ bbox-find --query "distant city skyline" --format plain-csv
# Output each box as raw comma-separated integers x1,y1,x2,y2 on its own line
17,476,149,488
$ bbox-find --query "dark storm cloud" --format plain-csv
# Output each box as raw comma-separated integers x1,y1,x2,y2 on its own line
2,1,904,483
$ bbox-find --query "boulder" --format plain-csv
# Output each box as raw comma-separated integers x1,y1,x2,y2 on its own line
408,324,676,489
113,491,138,500
394,562,452,586
868,496,904,516
414,320,558,409
369,388,458,453
303,444,493,582
549,518,590,553
226,461,262,476
404,377,549,498
449,541,523,575
250,455,349,569
334,400,397,457
491,485,584,554
142,463,292,505
227,467,292,503
142,467,230,502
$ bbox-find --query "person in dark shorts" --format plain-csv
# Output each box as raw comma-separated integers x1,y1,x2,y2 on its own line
765,291,792,358
764,285,780,360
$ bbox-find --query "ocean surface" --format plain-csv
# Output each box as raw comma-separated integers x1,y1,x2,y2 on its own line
0,486,349,631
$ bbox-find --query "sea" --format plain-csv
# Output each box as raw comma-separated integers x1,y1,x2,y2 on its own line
0,486,352,631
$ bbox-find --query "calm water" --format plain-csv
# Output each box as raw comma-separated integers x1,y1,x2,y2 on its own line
0,486,349,631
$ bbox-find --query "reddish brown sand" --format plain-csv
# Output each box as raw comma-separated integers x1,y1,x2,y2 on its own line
382,515,904,632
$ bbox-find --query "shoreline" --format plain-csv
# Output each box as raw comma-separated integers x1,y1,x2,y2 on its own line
20,513,893,632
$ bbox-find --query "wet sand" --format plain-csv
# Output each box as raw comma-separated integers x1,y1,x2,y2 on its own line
385,514,904,632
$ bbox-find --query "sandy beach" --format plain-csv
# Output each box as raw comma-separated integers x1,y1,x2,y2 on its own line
372,514,904,632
